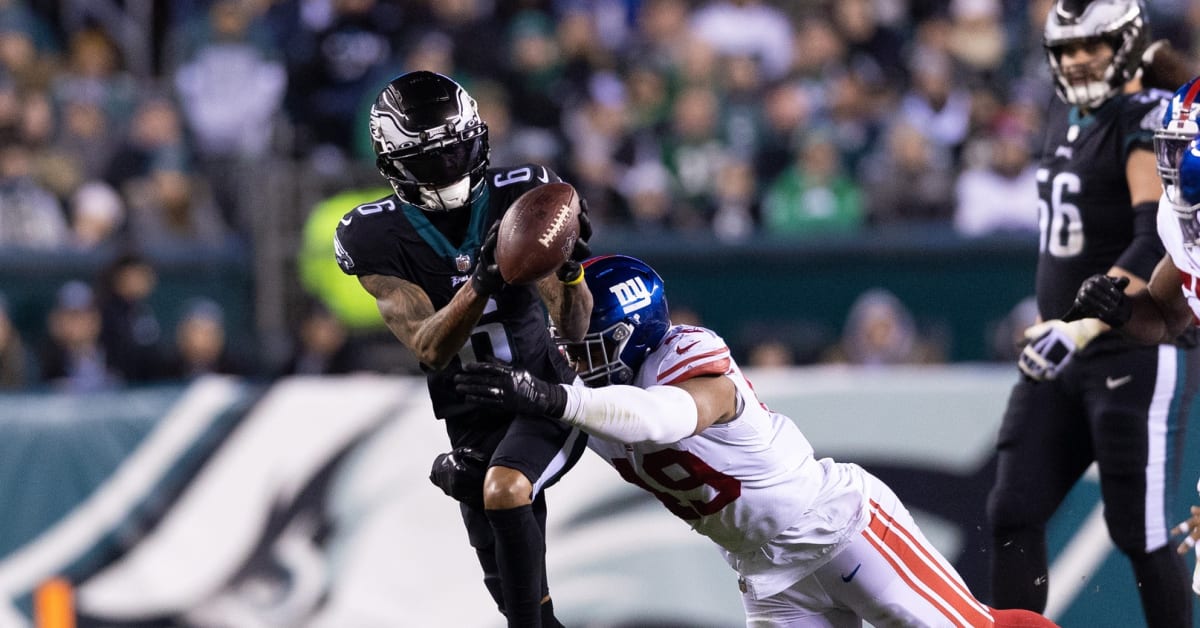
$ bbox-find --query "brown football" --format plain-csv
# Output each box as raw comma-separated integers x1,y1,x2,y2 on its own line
495,182,580,285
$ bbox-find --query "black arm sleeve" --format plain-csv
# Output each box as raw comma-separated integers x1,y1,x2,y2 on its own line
1114,200,1166,278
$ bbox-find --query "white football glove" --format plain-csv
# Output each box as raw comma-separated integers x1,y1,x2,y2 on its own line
1017,319,1105,382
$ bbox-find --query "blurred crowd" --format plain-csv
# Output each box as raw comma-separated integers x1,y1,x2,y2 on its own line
0,0,1197,390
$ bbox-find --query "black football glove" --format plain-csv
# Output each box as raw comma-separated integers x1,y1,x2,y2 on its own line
556,202,592,284
1073,275,1132,327
429,446,489,507
470,221,505,296
454,361,568,418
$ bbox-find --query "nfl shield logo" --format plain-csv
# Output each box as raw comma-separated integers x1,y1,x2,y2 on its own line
456,254,471,272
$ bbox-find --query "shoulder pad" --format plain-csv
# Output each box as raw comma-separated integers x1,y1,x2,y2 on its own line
654,326,732,386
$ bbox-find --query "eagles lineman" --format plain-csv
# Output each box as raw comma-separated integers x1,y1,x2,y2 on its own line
334,71,592,627
992,2,1200,626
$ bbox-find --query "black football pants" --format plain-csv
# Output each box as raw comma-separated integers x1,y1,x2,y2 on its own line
988,342,1199,627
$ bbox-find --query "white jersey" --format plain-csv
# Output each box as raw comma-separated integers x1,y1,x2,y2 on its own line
1156,195,1200,324
585,325,869,599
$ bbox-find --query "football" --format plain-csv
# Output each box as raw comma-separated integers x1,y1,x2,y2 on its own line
495,182,581,285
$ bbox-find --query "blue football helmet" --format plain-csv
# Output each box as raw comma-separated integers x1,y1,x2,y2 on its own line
557,255,670,386
1178,140,1200,215
1156,76,1200,213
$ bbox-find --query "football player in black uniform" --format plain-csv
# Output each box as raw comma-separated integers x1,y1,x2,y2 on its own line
334,71,592,628
989,2,1199,626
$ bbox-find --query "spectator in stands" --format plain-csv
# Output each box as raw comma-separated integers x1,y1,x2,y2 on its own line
0,131,69,249
616,160,677,232
0,290,30,389
862,121,956,226
946,0,1007,80
690,0,793,80
829,0,906,91
898,48,972,159
104,95,189,200
719,52,768,158
824,67,885,182
96,252,164,383
953,115,1038,237
0,0,58,89
503,10,568,159
424,0,503,81
277,300,362,377
710,156,758,241
754,80,812,187
51,27,138,178
745,338,795,369
556,5,613,102
125,167,232,251
562,71,630,226
68,180,125,250
163,298,253,380
627,0,692,79
284,0,406,155
39,280,120,392
660,84,730,230
823,288,944,366
171,0,287,231
51,91,115,185
762,129,864,237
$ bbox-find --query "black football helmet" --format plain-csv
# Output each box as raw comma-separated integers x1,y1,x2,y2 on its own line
1043,0,1149,110
369,71,490,211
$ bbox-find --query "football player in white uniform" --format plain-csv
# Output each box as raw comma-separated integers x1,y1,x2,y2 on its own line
456,255,1057,627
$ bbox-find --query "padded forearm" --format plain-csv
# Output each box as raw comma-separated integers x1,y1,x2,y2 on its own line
558,384,698,444
1114,201,1166,278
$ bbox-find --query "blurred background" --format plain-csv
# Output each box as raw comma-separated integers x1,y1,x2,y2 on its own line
0,0,1199,626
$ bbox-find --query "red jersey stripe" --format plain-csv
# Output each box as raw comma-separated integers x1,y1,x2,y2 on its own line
861,525,974,628
869,499,985,612
661,357,731,386
658,348,730,381
867,509,993,626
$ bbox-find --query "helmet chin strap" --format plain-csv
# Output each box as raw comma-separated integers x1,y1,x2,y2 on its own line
417,177,473,211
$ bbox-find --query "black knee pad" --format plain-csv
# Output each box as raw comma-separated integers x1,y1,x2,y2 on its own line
429,447,489,508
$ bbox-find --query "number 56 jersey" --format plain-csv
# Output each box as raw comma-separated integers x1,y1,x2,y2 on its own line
584,325,870,599
1035,91,1168,321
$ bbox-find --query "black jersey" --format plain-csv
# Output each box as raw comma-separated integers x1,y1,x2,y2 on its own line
333,163,577,422
1033,91,1168,320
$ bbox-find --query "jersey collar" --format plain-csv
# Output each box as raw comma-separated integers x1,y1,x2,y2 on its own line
400,186,491,265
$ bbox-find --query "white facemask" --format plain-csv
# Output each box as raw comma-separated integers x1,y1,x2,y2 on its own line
417,177,473,211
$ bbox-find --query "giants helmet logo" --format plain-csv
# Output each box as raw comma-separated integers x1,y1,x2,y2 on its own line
610,277,653,314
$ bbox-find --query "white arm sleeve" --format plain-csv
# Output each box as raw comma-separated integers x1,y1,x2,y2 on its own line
557,383,698,445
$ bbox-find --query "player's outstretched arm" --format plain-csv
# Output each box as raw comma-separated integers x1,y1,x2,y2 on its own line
454,362,733,444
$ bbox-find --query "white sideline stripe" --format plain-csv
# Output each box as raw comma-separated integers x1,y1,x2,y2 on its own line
1146,346,1175,551
1044,500,1112,621
0,377,243,594
863,525,970,628
868,505,991,620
